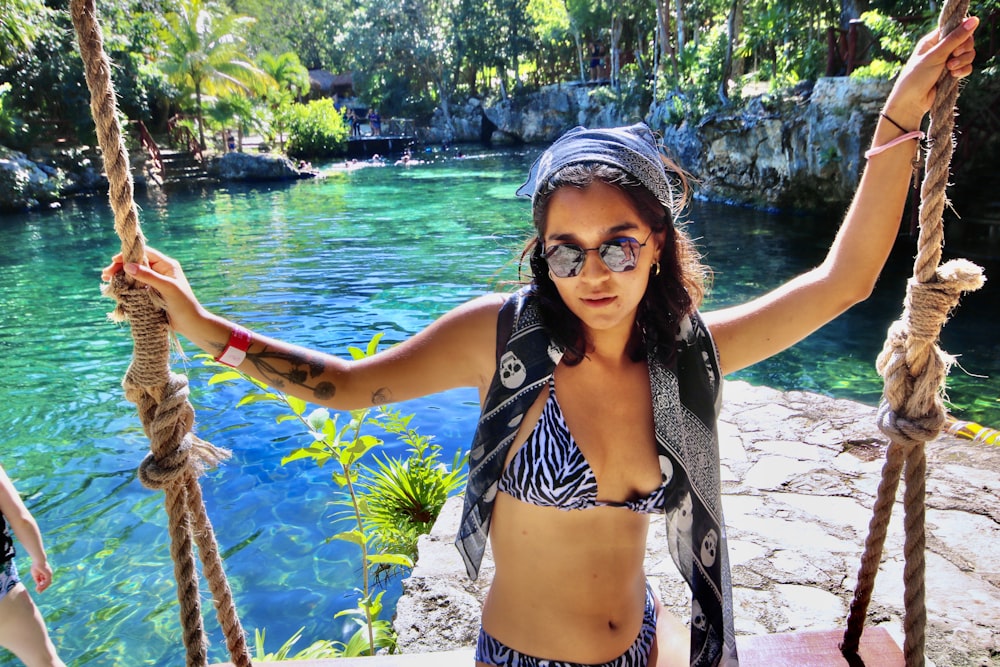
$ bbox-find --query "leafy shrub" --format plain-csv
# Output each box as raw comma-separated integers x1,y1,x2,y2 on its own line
657,23,731,121
284,98,349,158
0,83,28,147
851,10,924,82
355,407,467,576
253,627,341,660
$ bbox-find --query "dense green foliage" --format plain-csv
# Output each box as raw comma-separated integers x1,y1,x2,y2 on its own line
0,0,997,153
284,98,349,157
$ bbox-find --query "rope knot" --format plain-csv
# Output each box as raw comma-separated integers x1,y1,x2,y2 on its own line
128,371,233,491
875,399,945,451
138,434,195,490
876,259,985,448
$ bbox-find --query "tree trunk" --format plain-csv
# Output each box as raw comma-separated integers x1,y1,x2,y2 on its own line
195,83,206,151
610,14,623,89
656,0,678,82
676,0,686,55
573,25,586,84
435,69,455,142
731,0,745,81
718,0,741,105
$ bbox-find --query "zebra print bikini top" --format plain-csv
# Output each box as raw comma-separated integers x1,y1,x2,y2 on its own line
497,377,667,513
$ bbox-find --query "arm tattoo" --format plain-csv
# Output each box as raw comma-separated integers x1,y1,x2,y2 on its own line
246,345,337,401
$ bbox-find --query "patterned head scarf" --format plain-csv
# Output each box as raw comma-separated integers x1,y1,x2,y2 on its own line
515,123,677,215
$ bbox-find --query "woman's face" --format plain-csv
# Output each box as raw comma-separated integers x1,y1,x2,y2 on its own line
542,180,661,341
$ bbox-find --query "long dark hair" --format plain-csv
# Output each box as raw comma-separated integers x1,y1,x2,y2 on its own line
519,162,708,365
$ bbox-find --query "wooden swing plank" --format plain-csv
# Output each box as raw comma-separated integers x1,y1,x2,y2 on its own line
211,628,902,666
738,627,904,666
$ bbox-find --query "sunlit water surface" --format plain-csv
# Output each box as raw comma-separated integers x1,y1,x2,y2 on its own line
0,147,996,666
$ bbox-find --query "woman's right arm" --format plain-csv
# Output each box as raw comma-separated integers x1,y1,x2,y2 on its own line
102,246,505,410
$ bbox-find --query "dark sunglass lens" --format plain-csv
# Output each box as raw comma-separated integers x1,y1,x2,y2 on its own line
544,245,584,277
600,238,640,272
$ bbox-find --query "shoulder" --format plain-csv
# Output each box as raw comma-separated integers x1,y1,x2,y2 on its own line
446,292,507,328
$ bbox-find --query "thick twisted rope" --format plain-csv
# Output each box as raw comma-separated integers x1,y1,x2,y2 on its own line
842,1,985,665
70,1,252,665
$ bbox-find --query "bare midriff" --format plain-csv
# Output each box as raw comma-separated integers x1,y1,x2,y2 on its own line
480,491,653,664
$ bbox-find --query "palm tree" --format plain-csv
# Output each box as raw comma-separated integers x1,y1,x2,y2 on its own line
257,51,311,100
156,0,273,150
256,51,310,149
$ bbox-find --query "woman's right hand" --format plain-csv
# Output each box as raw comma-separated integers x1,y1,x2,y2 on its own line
101,246,212,342
30,559,53,593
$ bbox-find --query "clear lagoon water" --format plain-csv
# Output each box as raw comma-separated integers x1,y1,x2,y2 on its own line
1,147,996,666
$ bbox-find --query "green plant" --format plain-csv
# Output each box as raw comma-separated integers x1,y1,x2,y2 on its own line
0,83,24,144
285,97,349,158
202,333,464,657
280,398,404,657
354,407,467,578
253,627,341,660
851,10,925,82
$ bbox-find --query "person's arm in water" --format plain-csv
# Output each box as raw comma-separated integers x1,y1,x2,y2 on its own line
706,17,979,375
0,465,53,593
102,247,504,411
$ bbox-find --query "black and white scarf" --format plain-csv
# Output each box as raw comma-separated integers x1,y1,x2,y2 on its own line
456,286,739,666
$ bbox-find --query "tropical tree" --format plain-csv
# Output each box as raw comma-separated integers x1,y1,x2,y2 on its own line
526,0,576,84
233,0,351,70
256,51,310,149
155,0,273,149
0,0,53,67
0,9,92,145
344,0,462,119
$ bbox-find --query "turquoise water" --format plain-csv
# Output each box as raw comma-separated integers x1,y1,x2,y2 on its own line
0,148,996,666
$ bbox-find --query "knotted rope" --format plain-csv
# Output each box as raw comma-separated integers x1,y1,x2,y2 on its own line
70,1,252,665
842,1,985,665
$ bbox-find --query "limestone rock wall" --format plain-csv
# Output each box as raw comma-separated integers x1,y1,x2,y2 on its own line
651,78,894,209
0,145,108,213
429,77,894,210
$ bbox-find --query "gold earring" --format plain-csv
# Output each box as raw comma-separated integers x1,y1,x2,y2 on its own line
652,261,660,276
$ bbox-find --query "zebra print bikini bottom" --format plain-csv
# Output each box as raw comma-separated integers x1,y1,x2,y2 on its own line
475,582,657,667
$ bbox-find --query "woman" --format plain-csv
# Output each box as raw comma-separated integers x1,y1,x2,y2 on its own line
103,18,978,667
0,464,65,667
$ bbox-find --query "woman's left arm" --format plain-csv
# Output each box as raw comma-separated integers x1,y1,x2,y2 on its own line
706,16,979,376
0,465,53,592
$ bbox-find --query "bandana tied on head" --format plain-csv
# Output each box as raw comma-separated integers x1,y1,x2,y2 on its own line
515,122,677,215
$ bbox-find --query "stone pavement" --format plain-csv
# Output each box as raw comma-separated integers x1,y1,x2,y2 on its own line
393,380,1000,667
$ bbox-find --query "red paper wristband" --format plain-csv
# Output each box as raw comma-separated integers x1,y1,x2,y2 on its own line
215,326,252,367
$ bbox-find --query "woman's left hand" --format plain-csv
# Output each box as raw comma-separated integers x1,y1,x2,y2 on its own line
885,15,979,128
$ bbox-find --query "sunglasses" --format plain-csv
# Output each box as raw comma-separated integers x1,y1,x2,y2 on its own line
542,231,653,278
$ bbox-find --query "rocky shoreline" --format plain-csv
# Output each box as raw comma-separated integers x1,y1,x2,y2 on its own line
0,145,314,214
393,380,1000,667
